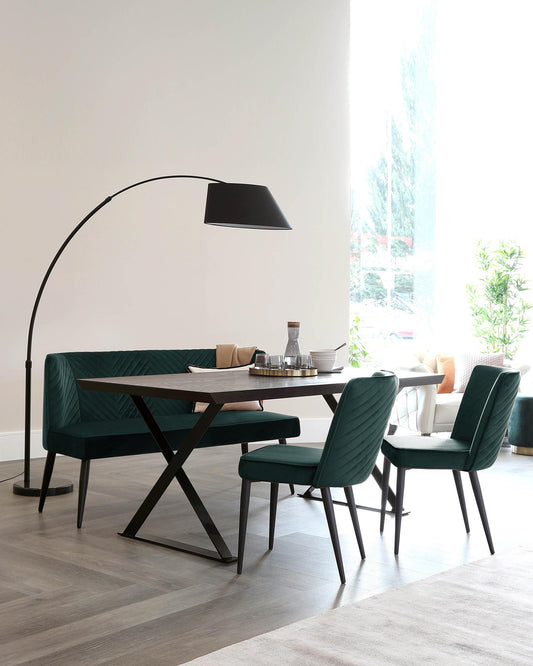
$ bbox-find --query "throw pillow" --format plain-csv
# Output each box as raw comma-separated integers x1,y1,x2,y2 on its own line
436,355,455,394
186,364,263,412
453,352,505,393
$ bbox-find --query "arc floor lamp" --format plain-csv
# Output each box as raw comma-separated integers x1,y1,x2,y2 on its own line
14,174,291,496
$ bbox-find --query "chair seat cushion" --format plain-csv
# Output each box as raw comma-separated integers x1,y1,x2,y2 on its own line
239,444,322,485
382,435,470,470
46,411,300,460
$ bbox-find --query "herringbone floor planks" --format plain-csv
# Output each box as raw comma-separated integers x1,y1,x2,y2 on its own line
1,444,531,664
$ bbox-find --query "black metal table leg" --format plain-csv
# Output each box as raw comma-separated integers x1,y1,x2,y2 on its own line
119,399,236,562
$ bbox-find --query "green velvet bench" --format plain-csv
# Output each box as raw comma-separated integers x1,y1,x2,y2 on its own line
38,349,301,526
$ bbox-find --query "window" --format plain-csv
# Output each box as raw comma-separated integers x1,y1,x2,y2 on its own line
350,0,437,362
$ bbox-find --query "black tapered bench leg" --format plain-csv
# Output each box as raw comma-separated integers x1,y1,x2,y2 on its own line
38,452,56,513
77,460,91,528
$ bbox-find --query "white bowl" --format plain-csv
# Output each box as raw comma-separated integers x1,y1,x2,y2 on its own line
310,350,336,372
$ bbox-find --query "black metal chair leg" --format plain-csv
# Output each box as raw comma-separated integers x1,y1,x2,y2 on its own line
241,443,249,454
269,483,279,550
38,452,56,513
237,479,252,574
452,470,470,533
321,487,346,584
380,457,391,533
77,460,91,528
278,439,295,495
344,486,365,559
394,467,406,555
469,471,495,554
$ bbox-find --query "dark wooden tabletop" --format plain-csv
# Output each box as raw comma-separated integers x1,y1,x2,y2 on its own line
77,367,444,405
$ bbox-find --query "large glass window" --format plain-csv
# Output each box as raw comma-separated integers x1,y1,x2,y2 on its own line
350,0,437,362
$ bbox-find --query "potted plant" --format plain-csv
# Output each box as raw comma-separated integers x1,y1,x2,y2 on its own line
348,315,370,367
466,240,532,360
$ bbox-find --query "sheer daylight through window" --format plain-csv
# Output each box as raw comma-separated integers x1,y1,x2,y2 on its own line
350,0,436,364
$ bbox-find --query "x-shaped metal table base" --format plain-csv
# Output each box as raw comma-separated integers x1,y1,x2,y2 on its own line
119,390,403,563
118,397,236,562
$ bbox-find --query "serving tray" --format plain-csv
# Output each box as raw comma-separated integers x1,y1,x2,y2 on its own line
249,366,318,377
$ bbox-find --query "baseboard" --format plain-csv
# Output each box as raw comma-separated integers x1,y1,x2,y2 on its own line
0,418,332,462
0,430,44,462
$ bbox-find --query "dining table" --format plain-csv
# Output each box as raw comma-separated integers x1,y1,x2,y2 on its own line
78,367,444,563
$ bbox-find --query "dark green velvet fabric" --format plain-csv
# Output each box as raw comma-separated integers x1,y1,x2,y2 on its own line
381,436,470,469
239,444,322,485
239,372,399,488
47,410,300,460
43,349,300,460
508,395,533,447
382,365,521,472
43,350,219,446
462,367,520,470
313,372,398,487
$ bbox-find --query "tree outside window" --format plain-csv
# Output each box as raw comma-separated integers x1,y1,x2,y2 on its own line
350,0,436,361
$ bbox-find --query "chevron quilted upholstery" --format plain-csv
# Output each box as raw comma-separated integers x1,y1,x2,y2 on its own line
464,368,521,471
45,350,217,429
312,372,398,488
382,366,520,471
451,365,508,443
42,349,300,458
238,373,399,488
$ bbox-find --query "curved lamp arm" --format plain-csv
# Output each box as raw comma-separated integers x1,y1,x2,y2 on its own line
18,174,290,494
25,175,224,363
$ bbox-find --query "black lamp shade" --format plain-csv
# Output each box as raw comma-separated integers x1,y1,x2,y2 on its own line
204,183,292,230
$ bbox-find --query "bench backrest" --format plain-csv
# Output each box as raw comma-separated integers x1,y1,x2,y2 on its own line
43,349,222,440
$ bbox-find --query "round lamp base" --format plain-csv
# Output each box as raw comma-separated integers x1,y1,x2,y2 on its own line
13,478,73,497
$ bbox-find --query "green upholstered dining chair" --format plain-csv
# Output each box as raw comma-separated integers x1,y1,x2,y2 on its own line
237,371,399,584
380,364,520,556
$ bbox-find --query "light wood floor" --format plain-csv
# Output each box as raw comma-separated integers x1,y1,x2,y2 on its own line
1,443,532,665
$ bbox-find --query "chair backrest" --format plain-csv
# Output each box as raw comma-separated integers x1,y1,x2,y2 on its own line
43,349,220,440
451,365,520,471
312,371,398,488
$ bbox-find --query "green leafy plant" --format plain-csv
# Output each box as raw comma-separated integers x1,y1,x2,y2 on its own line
348,316,370,368
466,240,532,360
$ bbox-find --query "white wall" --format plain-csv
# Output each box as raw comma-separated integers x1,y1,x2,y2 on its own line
0,0,351,460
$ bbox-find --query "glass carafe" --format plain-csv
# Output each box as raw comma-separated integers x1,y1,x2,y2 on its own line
284,321,301,357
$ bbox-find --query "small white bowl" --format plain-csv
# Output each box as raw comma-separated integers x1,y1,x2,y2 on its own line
310,350,337,372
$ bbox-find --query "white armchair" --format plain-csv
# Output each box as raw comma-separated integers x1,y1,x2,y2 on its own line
392,383,462,435
391,350,529,436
